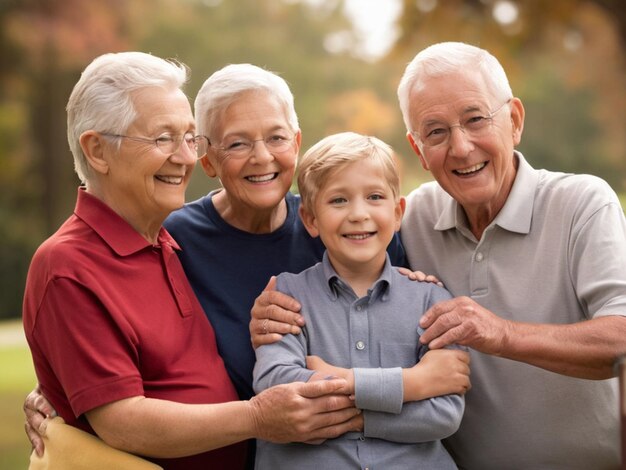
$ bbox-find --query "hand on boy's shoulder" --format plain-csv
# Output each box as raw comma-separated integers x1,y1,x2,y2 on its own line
397,267,444,287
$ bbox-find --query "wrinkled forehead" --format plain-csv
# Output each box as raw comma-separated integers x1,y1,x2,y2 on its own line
407,71,495,124
211,90,291,136
129,86,194,132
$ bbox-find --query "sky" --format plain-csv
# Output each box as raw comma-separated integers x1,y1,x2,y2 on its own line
343,0,403,60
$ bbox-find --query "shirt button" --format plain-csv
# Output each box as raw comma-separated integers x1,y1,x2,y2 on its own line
356,305,362,311
356,340,365,350
475,252,484,262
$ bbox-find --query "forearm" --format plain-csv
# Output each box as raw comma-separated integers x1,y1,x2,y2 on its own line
500,315,626,379
87,397,255,458
253,338,313,393
363,394,464,443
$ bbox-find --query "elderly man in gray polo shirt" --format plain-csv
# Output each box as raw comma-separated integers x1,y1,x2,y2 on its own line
397,42,626,469
252,42,626,470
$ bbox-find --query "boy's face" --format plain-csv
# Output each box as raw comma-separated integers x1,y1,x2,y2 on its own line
300,158,405,279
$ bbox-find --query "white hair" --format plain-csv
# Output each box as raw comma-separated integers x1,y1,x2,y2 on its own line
194,64,299,140
397,42,513,132
66,51,188,183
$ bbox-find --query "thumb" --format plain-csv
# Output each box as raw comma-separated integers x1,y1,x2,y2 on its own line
263,276,277,293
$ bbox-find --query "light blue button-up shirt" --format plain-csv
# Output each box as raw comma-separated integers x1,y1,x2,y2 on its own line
253,253,464,469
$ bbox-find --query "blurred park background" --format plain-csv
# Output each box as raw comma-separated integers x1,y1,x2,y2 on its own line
0,0,625,467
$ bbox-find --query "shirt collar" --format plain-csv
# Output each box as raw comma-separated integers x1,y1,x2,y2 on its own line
74,187,180,257
321,251,392,301
434,151,537,235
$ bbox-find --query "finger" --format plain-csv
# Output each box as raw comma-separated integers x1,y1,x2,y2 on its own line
251,313,304,348
424,274,444,287
419,299,457,332
33,394,57,418
427,326,463,350
255,293,304,325
265,318,302,336
306,412,363,441
397,267,427,281
445,349,471,364
263,276,277,293
252,331,288,349
297,379,350,402
396,267,412,277
24,422,45,457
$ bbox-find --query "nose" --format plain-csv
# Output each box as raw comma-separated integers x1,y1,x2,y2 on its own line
171,139,197,166
447,125,475,157
250,139,274,164
347,199,370,222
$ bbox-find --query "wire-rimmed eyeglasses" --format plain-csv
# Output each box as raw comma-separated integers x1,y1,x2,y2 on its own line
196,132,296,160
101,132,204,156
410,99,512,149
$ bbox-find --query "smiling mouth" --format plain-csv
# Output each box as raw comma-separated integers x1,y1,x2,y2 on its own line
344,232,375,240
453,162,487,176
155,175,184,185
246,173,278,183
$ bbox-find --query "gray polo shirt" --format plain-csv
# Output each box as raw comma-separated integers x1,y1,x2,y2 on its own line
253,254,464,469
401,151,626,470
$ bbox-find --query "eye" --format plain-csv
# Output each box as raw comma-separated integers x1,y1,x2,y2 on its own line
329,197,347,205
426,127,447,137
224,139,249,151
155,135,175,144
267,133,289,143
464,115,489,129
368,193,385,201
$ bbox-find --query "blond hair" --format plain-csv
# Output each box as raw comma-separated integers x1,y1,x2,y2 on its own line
297,131,400,213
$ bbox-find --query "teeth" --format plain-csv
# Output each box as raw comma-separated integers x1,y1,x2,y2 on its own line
155,175,183,184
344,233,373,240
246,173,277,183
456,162,486,174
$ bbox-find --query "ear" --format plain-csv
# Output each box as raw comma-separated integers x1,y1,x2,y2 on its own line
80,131,109,175
509,97,525,146
298,204,320,238
406,132,429,171
394,196,406,231
294,129,302,153
199,153,218,178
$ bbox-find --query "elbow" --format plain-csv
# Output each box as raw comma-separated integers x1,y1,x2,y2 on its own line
425,397,464,440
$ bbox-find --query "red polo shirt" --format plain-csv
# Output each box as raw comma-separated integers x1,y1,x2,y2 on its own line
23,188,247,469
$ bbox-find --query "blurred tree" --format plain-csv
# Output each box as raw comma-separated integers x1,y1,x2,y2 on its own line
0,0,146,318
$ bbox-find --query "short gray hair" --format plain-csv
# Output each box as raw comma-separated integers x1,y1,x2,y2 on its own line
67,51,188,183
194,64,299,140
397,42,513,132
297,131,400,213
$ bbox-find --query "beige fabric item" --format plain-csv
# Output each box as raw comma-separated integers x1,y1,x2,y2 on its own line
29,417,162,470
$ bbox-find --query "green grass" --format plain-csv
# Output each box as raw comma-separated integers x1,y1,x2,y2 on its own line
0,320,37,469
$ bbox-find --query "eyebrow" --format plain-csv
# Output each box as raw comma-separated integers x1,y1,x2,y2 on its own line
421,104,487,127
148,120,195,135
222,124,291,139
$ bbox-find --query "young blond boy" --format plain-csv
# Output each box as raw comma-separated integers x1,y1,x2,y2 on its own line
253,132,467,469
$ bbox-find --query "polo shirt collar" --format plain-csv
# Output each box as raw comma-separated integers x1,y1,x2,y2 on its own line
434,151,537,236
321,251,392,301
74,187,180,257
